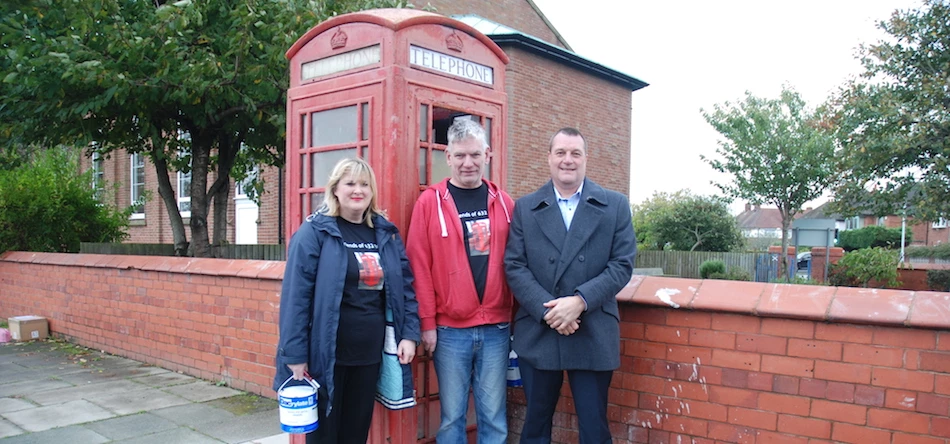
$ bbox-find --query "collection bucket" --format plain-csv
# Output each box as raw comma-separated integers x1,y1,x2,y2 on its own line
278,375,321,434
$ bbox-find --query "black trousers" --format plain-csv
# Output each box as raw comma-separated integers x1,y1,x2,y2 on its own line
306,362,381,444
519,359,614,444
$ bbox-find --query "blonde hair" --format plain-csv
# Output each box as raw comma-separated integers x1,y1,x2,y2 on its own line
321,158,384,227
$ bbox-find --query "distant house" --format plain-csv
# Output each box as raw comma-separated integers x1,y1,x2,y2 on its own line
735,203,787,238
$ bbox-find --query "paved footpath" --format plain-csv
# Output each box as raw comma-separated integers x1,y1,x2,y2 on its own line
0,339,288,444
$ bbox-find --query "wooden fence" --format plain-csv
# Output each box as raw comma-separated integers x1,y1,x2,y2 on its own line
80,243,286,260
635,250,768,280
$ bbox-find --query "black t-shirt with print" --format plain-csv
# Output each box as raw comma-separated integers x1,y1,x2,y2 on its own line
447,182,490,302
335,217,385,365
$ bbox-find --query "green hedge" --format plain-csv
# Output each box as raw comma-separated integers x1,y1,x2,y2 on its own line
838,226,910,252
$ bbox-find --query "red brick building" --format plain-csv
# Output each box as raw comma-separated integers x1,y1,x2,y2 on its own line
81,0,647,247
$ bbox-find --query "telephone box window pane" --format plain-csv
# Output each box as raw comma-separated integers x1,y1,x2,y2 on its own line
419,148,427,185
361,104,369,141
431,149,451,184
300,154,307,188
300,114,307,149
311,192,325,214
312,149,357,187
419,104,428,142
311,106,358,147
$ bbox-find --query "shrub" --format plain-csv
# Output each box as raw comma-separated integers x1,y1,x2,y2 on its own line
827,262,857,287
926,269,950,292
835,247,901,288
907,244,950,261
723,267,752,281
0,148,129,253
838,225,910,252
699,260,726,279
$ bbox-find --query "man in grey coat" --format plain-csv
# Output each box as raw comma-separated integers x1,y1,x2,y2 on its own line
505,127,636,444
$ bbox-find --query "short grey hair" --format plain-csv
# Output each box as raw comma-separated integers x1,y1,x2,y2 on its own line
447,118,488,150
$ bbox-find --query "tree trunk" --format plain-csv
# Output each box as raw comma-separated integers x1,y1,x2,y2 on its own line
189,134,212,258
209,134,241,257
779,207,793,282
149,143,188,256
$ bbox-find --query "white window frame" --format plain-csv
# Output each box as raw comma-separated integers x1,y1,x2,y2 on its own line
176,132,192,218
91,151,104,200
934,218,948,229
130,153,145,219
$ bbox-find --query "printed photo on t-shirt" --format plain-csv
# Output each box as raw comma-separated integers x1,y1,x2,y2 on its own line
466,218,490,256
355,251,385,290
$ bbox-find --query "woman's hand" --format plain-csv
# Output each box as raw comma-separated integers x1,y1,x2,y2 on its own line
396,339,416,364
288,362,308,380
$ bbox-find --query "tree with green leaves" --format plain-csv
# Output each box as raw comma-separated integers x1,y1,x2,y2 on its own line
701,86,836,273
633,190,743,252
0,148,129,253
828,0,950,224
0,0,402,256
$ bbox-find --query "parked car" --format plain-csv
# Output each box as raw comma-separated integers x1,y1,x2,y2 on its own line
796,252,811,278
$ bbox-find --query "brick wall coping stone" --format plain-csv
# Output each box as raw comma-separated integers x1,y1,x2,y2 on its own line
617,275,950,330
0,251,285,280
5,251,949,330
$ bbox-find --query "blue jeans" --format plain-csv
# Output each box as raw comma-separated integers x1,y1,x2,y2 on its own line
433,323,510,444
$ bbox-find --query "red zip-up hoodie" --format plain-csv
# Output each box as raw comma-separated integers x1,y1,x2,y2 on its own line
406,178,515,331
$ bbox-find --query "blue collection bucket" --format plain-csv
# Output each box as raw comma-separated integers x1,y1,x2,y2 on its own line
278,375,321,434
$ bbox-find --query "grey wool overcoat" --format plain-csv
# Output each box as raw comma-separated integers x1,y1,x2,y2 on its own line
504,178,636,371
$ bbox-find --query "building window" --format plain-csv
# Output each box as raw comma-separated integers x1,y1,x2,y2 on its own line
178,169,191,218
176,131,192,218
845,216,861,230
130,153,145,219
91,151,104,200
934,218,948,229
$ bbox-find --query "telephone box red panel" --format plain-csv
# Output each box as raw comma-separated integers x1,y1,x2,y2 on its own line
285,9,508,443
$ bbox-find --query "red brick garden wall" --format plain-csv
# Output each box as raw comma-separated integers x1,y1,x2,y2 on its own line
0,251,283,395
3,253,950,443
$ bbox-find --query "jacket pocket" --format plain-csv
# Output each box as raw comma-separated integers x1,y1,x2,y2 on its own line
439,269,475,319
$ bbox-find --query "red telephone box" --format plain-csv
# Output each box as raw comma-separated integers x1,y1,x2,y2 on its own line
285,9,509,443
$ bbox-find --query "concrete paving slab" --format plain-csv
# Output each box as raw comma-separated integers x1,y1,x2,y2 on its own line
0,424,109,444
0,417,26,439
128,371,193,387
239,432,290,444
89,387,191,416
193,409,283,444
56,366,161,385
163,381,241,402
26,379,146,406
111,427,223,444
3,399,115,432
0,397,35,413
0,364,32,384
84,412,178,441
150,402,236,427
207,394,278,416
0,377,73,398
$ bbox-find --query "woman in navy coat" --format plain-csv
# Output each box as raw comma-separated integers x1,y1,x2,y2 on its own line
274,158,420,444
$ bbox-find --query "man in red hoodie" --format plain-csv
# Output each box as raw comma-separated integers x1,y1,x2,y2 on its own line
407,118,515,443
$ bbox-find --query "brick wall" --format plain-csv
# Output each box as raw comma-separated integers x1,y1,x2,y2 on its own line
422,0,566,48
0,251,282,395
503,47,632,199
3,253,950,443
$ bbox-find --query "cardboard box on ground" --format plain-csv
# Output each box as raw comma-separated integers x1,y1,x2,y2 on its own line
8,315,48,341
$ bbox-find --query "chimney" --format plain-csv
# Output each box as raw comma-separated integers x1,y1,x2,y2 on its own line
754,204,761,211
745,203,751,212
